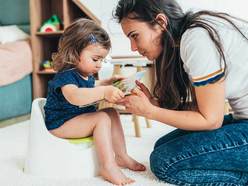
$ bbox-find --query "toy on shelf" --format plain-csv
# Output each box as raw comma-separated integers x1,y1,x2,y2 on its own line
39,15,62,32
40,60,54,72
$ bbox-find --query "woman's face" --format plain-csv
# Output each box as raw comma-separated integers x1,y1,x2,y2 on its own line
121,17,164,61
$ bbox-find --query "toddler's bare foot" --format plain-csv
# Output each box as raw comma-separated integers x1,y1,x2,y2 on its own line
116,155,146,171
100,163,134,185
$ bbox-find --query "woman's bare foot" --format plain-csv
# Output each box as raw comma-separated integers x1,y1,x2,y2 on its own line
116,155,146,171
100,163,135,185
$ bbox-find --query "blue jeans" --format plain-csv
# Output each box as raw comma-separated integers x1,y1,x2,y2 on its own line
150,114,248,186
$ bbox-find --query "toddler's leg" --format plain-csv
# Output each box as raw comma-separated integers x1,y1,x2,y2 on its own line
49,111,134,185
102,108,146,171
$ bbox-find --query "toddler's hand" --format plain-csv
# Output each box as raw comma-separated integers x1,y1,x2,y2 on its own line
109,75,126,84
100,75,126,86
104,86,125,103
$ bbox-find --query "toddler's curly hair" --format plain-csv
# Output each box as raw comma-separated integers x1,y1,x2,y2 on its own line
52,18,111,72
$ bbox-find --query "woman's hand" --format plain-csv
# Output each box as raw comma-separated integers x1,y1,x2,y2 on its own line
119,88,154,118
135,80,159,106
135,80,152,99
104,85,125,103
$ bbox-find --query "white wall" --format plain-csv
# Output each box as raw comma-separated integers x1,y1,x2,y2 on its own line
80,0,138,57
177,0,248,19
97,0,138,57
81,0,248,57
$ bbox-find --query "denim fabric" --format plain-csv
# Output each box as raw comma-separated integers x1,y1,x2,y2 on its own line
150,114,248,186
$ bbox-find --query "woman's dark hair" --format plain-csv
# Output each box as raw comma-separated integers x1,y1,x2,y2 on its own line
114,0,248,110
53,18,111,72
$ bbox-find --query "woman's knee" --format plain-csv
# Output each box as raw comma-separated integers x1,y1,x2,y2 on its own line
150,148,189,185
150,142,185,183
154,133,175,149
150,149,170,181
154,129,189,149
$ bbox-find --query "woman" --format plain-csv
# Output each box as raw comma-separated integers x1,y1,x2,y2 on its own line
114,0,248,185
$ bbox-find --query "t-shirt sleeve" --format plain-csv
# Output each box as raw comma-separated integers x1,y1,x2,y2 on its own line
180,27,225,87
52,71,79,92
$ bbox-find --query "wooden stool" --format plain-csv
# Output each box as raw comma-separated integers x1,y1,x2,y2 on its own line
111,57,153,137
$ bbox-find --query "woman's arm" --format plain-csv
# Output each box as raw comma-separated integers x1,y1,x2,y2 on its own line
61,84,124,106
135,81,159,106
125,81,225,131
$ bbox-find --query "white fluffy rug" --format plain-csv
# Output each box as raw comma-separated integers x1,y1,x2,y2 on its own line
0,115,175,186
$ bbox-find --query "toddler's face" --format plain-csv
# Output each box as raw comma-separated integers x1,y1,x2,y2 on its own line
77,43,109,77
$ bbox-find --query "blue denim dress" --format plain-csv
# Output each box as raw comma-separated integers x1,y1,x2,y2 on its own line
44,69,97,130
150,114,248,186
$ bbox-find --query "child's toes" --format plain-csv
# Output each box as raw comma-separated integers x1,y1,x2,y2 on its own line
128,178,135,184
133,163,146,171
123,177,134,185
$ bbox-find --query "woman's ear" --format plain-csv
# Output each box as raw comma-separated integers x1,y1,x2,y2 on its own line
155,13,168,31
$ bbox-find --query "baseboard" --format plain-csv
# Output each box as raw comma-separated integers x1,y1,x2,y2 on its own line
0,114,30,128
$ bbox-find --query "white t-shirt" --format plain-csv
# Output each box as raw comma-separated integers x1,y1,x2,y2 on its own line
180,16,248,119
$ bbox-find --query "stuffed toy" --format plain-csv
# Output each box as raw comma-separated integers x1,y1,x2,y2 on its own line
40,15,61,32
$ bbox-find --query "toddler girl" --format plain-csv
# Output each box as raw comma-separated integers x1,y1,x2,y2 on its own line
44,18,145,185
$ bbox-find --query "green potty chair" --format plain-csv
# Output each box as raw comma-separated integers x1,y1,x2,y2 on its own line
24,98,99,179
